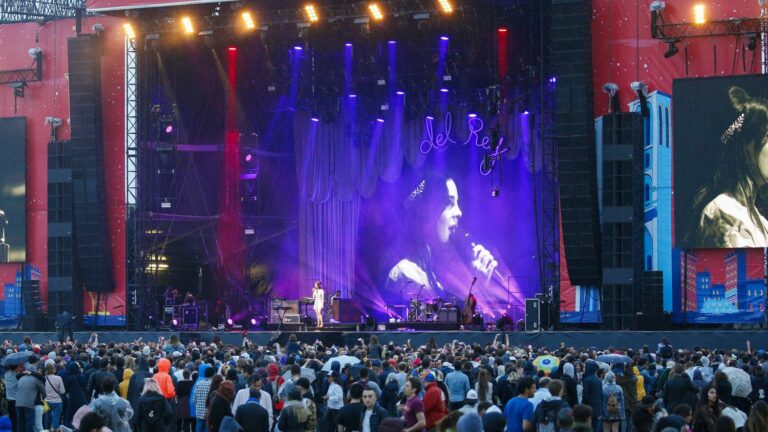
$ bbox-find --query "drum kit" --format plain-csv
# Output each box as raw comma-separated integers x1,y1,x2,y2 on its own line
406,297,456,321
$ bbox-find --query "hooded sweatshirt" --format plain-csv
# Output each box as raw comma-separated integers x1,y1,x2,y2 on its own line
267,363,285,412
119,369,134,399
633,366,646,399
153,358,176,399
190,363,213,419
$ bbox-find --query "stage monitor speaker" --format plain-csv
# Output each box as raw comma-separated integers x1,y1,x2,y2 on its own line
271,300,299,323
284,314,301,324
332,298,362,323
525,299,540,331
437,308,458,323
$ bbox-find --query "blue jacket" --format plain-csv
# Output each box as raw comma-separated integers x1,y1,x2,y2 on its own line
582,362,603,426
602,374,625,421
190,364,212,418
444,369,470,403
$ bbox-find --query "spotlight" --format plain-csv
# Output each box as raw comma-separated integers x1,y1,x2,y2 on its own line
245,154,252,162
747,34,758,51
664,39,679,58
228,46,237,52
165,124,174,134
227,318,233,325
368,3,385,21
311,117,320,122
497,27,508,33
250,318,257,326
437,0,453,14
376,118,385,123
396,91,405,96
649,1,665,12
172,319,178,326
440,36,449,41
468,113,477,118
304,4,319,23
241,11,256,30
693,4,706,25
122,23,136,40
27,47,42,59
181,16,194,34
601,82,620,114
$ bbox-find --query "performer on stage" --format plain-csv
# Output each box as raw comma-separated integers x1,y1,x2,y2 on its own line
312,281,325,328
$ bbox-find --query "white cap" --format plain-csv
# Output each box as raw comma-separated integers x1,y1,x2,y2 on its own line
466,389,478,400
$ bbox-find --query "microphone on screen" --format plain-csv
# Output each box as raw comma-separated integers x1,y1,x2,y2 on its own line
452,227,507,286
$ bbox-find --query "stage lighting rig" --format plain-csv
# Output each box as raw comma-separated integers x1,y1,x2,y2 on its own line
601,82,620,114
663,39,679,58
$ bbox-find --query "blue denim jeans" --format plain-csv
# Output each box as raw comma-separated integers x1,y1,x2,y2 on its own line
44,402,63,430
196,418,208,432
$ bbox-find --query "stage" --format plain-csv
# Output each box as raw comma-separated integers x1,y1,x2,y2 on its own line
5,330,768,351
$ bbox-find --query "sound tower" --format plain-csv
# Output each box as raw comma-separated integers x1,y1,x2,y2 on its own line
20,280,44,330
48,140,83,328
637,270,666,329
600,113,645,329
550,0,602,287
68,35,115,294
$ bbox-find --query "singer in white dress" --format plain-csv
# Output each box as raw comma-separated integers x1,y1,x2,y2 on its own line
312,281,325,328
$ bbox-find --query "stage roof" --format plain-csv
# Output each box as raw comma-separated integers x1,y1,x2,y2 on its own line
87,0,236,13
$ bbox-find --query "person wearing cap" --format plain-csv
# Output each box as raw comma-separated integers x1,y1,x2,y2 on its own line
445,361,470,411
459,390,479,415
422,373,447,431
504,376,535,432
321,370,343,432
360,387,390,432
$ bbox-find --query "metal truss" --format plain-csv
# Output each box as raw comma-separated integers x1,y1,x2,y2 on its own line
651,6,766,40
125,37,140,327
0,0,85,23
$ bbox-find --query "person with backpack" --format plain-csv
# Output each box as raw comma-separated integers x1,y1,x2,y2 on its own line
533,379,570,432
132,378,173,432
601,372,624,432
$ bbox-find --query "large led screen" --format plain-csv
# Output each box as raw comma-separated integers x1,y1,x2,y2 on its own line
0,118,26,263
674,75,768,249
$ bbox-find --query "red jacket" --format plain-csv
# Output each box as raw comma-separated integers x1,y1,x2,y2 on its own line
423,382,447,429
153,358,176,399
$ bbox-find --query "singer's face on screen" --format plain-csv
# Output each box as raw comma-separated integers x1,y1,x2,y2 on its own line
434,179,462,244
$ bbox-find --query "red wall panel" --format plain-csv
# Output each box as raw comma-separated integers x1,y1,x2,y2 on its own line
0,18,126,315
592,0,762,116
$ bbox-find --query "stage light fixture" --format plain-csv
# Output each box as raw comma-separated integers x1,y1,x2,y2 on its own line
664,40,679,58
304,4,319,23
122,23,136,40
368,3,385,21
649,1,665,12
468,113,477,118
747,34,759,51
172,319,178,327
181,16,195,34
227,318,233,325
497,27,508,33
241,11,256,30
631,81,650,118
693,4,705,24
601,82,620,114
438,0,453,14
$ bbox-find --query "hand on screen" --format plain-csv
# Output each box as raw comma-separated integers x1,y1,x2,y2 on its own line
471,243,498,281
388,259,430,287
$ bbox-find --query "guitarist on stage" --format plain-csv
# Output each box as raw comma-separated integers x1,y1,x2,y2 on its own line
463,277,478,325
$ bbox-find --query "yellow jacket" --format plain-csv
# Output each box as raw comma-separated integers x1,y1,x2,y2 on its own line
633,366,646,399
119,368,134,399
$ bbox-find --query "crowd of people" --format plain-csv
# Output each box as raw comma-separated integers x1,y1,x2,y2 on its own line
0,333,767,432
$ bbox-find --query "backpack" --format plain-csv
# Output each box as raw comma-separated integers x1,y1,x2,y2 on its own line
606,392,620,415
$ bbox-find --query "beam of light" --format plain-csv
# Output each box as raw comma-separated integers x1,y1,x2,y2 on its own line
368,3,385,21
693,4,706,25
497,25,508,96
181,16,194,34
241,11,256,30
344,43,354,95
122,23,136,40
304,4,319,23
438,0,453,14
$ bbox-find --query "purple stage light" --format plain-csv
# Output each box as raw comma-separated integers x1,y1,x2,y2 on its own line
294,45,303,51
311,117,320,122
549,77,557,83
165,125,173,133
468,113,477,118
522,111,530,115
426,115,434,120
245,154,252,162
349,94,357,98
376,118,385,123
440,36,449,41
345,42,352,47
250,318,257,325
440,88,448,93
172,319,178,326
388,40,396,44
396,91,404,95
227,318,233,325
